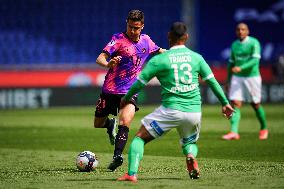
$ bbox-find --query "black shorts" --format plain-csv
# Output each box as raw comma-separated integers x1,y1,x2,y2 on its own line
95,92,139,117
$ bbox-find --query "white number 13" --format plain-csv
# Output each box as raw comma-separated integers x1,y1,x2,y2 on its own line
171,63,193,86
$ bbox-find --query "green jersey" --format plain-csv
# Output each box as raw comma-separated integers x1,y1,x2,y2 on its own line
125,45,229,112
228,36,261,78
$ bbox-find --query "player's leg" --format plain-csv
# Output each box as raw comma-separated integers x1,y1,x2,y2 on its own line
94,116,117,144
246,76,268,140
117,125,154,182
223,76,243,140
177,112,201,179
94,93,118,145
251,103,268,139
118,105,176,181
108,102,136,171
223,100,242,139
185,150,199,179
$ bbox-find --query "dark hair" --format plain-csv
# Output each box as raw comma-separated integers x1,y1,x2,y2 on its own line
170,22,187,38
127,10,144,24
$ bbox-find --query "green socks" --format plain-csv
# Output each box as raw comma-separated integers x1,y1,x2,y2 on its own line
230,106,267,132
128,137,200,175
255,106,267,130
182,143,198,157
128,136,145,176
230,107,241,133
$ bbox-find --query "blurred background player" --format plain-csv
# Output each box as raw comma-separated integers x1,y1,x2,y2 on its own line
222,23,268,140
94,9,163,171
117,22,234,182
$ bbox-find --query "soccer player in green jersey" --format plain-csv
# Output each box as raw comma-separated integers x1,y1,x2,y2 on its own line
222,23,268,140
117,22,234,182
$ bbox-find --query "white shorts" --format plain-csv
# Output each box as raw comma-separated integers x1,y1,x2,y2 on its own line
141,106,201,145
229,75,262,103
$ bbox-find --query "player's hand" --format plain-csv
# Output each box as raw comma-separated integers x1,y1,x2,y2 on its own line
159,48,167,53
107,56,122,68
231,66,241,73
222,104,235,119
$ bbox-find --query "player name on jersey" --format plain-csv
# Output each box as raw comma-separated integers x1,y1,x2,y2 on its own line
169,55,192,63
170,83,198,93
169,51,192,63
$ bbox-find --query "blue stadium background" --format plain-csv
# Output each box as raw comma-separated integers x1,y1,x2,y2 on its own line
0,0,283,108
0,0,283,67
0,0,181,66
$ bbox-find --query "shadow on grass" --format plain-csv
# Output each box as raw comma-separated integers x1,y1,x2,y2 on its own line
65,177,184,182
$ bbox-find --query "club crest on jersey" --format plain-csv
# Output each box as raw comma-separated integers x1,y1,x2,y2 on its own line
107,40,116,46
142,48,146,53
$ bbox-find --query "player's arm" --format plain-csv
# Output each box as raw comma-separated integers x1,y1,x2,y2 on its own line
227,48,235,83
147,35,166,55
235,40,261,72
239,56,260,71
200,57,229,105
123,79,145,102
96,35,122,68
238,58,259,71
200,58,234,118
227,61,234,83
96,52,109,67
206,77,229,106
121,58,158,106
96,52,121,68
206,77,234,119
124,58,158,101
158,48,167,53
121,78,147,108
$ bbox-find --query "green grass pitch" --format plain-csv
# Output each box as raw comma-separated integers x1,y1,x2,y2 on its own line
0,104,284,188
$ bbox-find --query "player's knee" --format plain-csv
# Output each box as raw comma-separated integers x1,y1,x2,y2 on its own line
251,103,260,110
136,125,154,143
119,116,132,127
231,100,242,108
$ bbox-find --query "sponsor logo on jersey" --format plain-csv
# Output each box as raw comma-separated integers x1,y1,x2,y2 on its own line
107,40,116,46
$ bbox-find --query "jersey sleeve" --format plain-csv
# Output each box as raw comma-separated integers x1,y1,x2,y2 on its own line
102,35,120,57
199,56,214,81
124,80,145,101
206,78,229,106
239,57,259,71
252,39,261,59
124,56,160,101
146,35,160,54
198,56,229,105
228,44,235,64
138,56,159,83
239,39,261,71
227,48,234,83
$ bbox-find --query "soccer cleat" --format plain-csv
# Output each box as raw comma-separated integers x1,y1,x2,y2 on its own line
222,132,240,140
117,173,138,183
186,154,200,179
108,155,123,171
259,129,268,140
107,118,117,145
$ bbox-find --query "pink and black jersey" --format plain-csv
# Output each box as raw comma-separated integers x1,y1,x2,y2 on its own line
102,32,160,94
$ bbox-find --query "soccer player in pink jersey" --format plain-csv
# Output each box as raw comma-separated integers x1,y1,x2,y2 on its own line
94,9,164,171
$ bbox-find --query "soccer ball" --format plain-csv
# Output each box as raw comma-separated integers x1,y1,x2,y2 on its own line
76,151,99,172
